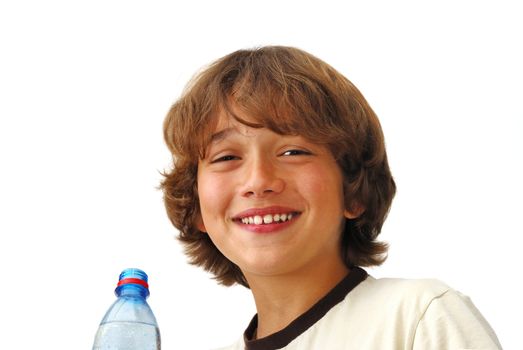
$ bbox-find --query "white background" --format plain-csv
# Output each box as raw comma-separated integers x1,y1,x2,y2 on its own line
0,1,521,349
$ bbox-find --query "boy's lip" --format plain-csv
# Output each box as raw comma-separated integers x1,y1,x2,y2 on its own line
232,206,301,220
232,206,302,234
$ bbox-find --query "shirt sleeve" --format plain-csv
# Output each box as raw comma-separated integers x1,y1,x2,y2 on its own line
412,289,502,349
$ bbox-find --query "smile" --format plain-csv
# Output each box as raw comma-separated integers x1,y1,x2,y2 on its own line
239,212,297,225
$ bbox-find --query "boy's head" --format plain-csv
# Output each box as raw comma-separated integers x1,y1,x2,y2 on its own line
162,46,396,287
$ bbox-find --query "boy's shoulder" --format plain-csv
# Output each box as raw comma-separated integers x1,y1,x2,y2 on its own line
345,273,453,316
329,273,502,349
358,274,451,299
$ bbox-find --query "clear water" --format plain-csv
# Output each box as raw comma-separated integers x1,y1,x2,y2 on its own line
92,321,160,350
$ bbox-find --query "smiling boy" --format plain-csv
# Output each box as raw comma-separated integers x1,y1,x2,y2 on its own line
161,46,501,349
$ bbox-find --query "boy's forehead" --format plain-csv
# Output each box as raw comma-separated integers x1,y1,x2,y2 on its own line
201,102,316,149
208,112,258,144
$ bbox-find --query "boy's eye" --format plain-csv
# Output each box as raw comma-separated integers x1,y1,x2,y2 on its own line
210,155,239,163
281,149,311,156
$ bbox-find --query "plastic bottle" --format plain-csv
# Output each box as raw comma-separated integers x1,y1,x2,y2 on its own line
92,268,161,350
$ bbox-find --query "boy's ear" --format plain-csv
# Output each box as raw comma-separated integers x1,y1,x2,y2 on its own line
195,215,207,233
344,205,365,219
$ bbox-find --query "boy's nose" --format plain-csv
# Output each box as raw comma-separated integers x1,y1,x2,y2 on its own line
241,158,285,198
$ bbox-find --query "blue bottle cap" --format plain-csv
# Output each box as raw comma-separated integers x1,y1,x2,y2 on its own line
115,268,150,297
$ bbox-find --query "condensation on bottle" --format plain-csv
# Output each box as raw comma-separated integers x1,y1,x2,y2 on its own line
92,268,161,350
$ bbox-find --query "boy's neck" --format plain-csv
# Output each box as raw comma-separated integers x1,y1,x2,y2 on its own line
245,259,349,339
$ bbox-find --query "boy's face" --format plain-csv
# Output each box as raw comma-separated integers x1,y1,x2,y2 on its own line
196,109,354,280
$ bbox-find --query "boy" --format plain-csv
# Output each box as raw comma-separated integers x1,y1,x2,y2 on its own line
161,46,501,349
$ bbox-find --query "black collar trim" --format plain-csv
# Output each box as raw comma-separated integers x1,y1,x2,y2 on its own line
243,267,367,350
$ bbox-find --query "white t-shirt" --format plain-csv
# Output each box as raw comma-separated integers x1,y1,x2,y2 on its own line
218,267,501,350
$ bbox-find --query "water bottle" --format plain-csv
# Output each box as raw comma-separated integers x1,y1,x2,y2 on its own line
92,268,161,350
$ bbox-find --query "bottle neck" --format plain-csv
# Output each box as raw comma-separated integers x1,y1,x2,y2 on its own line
115,284,149,299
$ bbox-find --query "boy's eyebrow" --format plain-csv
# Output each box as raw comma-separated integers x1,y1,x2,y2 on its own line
209,127,236,145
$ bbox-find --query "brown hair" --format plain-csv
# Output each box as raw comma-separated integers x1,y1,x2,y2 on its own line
161,46,396,287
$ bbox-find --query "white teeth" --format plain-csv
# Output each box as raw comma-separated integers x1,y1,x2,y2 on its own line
239,213,296,225
263,214,273,224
